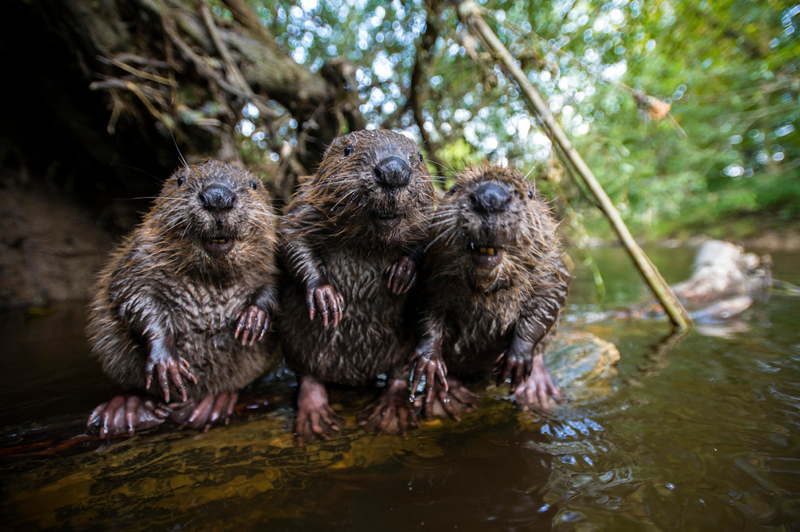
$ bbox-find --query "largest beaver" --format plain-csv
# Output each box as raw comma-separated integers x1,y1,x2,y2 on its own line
87,161,279,437
408,164,570,418
278,129,435,444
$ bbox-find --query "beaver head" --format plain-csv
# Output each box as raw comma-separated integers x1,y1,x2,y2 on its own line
304,129,435,249
429,164,559,292
144,160,276,280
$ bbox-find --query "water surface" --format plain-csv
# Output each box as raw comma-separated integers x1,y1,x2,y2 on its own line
1,247,799,531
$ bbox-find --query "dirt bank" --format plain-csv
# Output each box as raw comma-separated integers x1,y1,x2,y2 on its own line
0,187,113,309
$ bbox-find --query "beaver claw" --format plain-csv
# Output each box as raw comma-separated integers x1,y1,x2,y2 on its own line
358,378,418,435
494,337,535,392
168,391,239,432
386,256,418,294
295,375,344,445
514,355,561,412
87,394,169,438
235,305,268,345
406,336,447,403
306,282,344,327
145,353,198,403
415,376,480,422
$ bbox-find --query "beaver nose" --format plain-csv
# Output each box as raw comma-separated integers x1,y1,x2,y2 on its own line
374,156,411,188
198,184,236,213
469,183,511,215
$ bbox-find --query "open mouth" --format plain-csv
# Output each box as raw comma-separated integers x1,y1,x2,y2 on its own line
469,244,504,269
372,212,403,229
203,237,235,256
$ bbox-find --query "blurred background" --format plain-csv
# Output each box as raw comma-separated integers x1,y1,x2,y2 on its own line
1,0,798,308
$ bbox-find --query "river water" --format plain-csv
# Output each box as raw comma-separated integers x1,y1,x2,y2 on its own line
1,247,798,531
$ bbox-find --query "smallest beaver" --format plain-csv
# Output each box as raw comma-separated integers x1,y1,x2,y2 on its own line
408,164,570,418
87,161,279,437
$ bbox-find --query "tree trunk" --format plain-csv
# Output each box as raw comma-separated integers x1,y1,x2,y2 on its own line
1,0,363,228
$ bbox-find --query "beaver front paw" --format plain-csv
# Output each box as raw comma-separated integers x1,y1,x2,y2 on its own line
169,391,239,432
494,338,535,392
87,394,169,437
235,305,268,345
406,336,447,403
145,352,198,403
358,378,418,435
306,280,344,327
386,256,418,294
514,355,561,412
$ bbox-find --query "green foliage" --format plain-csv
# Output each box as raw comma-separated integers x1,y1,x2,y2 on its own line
239,0,799,238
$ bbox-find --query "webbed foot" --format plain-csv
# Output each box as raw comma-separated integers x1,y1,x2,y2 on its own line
295,375,344,445
87,394,169,437
514,355,561,411
168,391,239,432
416,376,480,422
358,378,418,435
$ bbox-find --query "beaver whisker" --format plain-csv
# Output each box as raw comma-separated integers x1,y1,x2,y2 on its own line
331,188,361,212
430,214,459,228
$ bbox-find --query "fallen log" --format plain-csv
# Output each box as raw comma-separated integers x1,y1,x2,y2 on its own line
610,240,773,323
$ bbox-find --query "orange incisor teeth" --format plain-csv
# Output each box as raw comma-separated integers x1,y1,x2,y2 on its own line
479,248,495,255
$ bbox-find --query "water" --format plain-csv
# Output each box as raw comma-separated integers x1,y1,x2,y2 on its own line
1,247,799,531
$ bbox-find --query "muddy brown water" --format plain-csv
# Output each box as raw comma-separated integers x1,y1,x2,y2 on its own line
1,247,798,531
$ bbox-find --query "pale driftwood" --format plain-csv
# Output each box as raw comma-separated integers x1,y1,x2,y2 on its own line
574,240,773,326
672,240,772,306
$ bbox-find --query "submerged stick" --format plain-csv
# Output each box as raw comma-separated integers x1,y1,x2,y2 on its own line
457,0,691,330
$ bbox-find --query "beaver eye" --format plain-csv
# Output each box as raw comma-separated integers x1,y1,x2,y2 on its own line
527,190,533,199
343,146,352,156
448,185,457,195
250,180,258,190
177,176,185,186
418,152,424,162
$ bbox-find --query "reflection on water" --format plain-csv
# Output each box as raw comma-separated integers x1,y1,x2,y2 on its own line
1,248,799,531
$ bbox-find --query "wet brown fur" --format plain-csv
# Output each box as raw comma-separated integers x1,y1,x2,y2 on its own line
88,161,279,398
279,130,435,385
421,164,570,375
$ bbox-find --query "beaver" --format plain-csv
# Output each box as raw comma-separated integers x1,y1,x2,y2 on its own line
278,129,435,444
407,164,570,418
87,160,279,437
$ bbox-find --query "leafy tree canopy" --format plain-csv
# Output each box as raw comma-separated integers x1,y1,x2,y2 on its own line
228,0,799,239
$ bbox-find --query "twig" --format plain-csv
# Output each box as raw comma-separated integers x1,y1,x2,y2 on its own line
107,91,123,134
198,1,252,95
410,4,449,173
162,11,275,121
504,19,686,138
125,81,164,121
112,53,170,69
90,78,171,114
220,0,275,44
97,56,177,86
